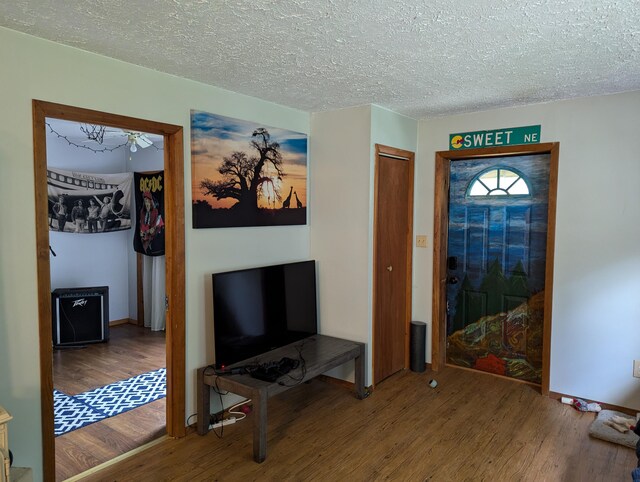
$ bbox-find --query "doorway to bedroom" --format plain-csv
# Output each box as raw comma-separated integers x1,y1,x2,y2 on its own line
33,101,186,481
46,116,168,479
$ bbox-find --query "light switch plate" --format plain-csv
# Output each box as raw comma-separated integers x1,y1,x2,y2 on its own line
634,360,640,378
416,235,427,248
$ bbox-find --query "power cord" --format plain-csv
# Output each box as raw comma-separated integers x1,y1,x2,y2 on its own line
186,413,197,426
228,398,252,421
202,365,230,438
203,365,257,437
201,344,308,434
277,343,307,387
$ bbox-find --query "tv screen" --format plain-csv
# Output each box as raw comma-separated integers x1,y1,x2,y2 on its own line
212,260,318,368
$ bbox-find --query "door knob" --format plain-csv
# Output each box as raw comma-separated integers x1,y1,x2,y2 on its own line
387,265,393,272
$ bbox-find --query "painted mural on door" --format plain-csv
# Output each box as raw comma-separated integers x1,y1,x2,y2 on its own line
446,153,550,384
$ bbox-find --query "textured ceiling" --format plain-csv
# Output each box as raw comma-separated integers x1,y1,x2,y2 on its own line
2,0,639,119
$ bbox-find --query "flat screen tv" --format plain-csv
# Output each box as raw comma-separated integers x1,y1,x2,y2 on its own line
212,260,318,369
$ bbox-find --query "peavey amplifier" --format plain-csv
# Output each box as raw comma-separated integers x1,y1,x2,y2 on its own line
52,286,109,347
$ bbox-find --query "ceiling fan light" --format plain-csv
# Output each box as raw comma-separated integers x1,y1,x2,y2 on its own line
130,143,137,153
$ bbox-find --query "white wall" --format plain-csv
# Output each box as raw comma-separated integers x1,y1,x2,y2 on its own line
0,27,309,479
5,22,638,480
309,105,417,384
309,106,372,382
415,91,640,409
370,104,418,153
46,126,165,322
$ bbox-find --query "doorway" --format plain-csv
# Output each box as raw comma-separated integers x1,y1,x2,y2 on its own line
372,144,414,385
32,100,186,480
431,143,558,394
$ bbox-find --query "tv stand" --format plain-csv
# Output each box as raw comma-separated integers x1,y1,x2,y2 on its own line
197,334,366,462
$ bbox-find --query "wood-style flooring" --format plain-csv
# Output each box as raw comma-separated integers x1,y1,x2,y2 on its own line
54,324,166,481
82,364,637,481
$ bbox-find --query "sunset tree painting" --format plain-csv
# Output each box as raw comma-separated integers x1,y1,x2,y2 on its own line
191,110,308,228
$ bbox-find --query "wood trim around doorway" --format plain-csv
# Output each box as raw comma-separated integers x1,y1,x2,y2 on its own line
32,100,186,480
431,143,559,396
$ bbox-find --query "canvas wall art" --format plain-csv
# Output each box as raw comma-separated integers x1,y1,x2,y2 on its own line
191,110,308,228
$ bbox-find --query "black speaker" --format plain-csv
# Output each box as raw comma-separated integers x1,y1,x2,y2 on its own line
410,321,426,372
52,286,109,347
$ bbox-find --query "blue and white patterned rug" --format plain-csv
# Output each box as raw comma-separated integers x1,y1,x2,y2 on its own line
54,367,166,436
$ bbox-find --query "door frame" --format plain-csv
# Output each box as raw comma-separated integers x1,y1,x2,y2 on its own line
32,100,186,479
372,144,415,385
431,142,558,395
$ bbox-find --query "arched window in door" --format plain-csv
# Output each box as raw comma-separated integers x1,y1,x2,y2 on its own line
466,167,531,197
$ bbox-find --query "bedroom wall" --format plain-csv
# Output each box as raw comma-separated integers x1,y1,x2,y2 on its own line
46,126,165,323
0,26,309,479
415,91,640,409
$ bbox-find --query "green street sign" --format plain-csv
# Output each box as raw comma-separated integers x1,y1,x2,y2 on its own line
449,125,541,150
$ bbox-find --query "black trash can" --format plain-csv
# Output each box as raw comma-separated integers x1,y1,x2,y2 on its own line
410,321,427,372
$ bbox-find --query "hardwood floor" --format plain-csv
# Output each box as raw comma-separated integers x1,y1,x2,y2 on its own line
54,324,166,481
82,365,636,482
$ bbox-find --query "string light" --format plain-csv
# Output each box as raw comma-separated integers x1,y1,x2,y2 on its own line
45,122,163,154
80,123,107,144
46,122,127,153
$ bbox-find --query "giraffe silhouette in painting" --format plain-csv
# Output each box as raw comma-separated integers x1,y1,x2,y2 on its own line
282,186,293,209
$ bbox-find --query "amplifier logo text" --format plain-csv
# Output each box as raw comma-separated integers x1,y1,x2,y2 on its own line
72,298,88,308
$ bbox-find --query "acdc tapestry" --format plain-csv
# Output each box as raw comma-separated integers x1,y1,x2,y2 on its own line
133,171,165,256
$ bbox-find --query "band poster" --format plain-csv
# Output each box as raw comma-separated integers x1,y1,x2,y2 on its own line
47,167,133,234
133,171,165,256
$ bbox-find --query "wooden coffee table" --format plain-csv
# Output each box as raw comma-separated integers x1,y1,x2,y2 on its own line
197,335,366,462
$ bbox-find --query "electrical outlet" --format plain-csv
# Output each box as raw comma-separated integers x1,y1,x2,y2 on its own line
416,235,427,248
634,360,640,378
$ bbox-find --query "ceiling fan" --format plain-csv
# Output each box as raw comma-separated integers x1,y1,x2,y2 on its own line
85,125,155,152
125,131,153,152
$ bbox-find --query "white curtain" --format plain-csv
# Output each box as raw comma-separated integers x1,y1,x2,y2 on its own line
143,255,166,331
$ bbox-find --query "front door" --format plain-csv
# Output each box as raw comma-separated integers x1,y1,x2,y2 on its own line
445,153,551,384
